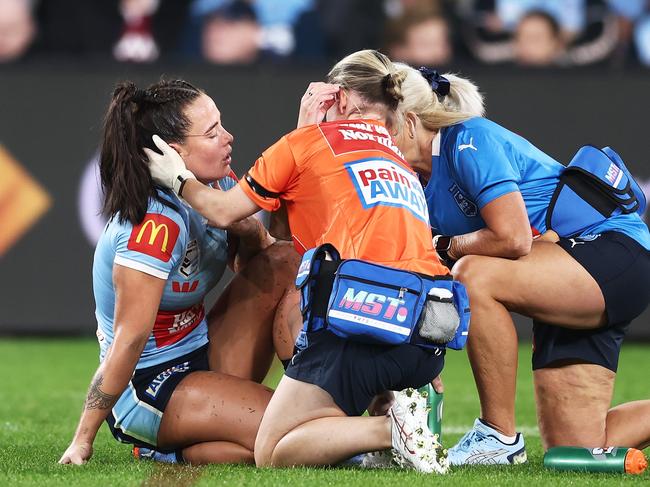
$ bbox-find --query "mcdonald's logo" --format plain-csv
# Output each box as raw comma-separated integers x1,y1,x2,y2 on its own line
127,213,180,262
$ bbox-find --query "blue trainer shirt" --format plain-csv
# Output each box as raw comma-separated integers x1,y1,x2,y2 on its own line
423,117,650,249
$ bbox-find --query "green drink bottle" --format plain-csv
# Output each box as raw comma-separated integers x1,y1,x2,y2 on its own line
418,384,443,441
544,446,647,474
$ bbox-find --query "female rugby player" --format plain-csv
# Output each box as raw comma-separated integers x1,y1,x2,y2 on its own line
59,79,298,466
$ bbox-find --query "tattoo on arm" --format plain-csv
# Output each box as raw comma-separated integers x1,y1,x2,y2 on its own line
85,374,118,410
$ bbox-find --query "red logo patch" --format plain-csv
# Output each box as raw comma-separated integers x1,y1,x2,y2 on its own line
153,303,205,347
128,214,180,262
320,122,404,160
172,280,199,293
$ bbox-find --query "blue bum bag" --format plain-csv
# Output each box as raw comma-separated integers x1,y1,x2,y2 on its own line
547,145,646,238
295,244,470,351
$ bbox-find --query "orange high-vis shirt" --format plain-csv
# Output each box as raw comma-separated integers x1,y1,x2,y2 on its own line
239,119,448,277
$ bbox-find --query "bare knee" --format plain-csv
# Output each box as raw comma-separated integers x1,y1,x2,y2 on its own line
258,241,300,275
452,255,494,299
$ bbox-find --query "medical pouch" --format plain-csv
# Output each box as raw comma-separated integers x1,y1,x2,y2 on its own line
326,259,425,345
418,288,459,344
547,145,646,237
415,278,470,350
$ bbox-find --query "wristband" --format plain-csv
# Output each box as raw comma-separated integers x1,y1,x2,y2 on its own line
173,171,196,197
433,235,454,266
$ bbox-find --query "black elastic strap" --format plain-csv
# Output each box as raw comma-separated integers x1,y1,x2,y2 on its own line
310,260,339,323
245,172,280,198
177,176,189,197
563,171,621,217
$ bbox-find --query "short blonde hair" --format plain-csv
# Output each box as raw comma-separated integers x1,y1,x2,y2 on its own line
392,62,485,133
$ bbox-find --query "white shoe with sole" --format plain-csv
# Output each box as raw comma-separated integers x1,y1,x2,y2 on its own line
388,388,448,474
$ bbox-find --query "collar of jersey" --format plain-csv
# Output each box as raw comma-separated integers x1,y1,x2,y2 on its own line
431,129,442,156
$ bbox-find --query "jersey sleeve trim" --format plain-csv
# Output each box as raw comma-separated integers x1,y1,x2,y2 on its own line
114,255,169,280
475,181,519,209
244,172,280,198
239,177,281,212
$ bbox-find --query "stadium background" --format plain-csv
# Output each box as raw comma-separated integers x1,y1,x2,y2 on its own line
1,66,649,338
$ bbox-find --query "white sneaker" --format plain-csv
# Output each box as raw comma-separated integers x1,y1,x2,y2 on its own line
388,388,448,474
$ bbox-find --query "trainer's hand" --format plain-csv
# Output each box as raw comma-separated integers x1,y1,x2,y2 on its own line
297,82,340,128
59,441,93,465
144,135,196,195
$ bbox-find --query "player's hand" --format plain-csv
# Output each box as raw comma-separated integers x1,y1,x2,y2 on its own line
59,441,93,465
297,82,340,128
536,229,559,243
144,135,196,195
431,375,444,393
367,390,395,416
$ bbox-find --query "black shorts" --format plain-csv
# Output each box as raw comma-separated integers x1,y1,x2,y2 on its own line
285,330,445,416
106,344,209,449
532,232,650,372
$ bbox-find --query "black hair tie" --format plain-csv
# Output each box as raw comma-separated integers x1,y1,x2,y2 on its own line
418,67,450,98
132,88,147,103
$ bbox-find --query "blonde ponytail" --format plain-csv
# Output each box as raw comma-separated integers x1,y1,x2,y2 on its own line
391,63,484,134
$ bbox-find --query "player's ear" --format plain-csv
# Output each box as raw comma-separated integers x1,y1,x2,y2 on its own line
337,90,348,115
406,112,417,139
167,142,185,157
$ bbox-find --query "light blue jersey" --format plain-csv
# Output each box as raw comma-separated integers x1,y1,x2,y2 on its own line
94,176,237,369
423,117,650,249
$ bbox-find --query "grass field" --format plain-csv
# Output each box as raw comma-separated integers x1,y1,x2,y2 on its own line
1,339,648,486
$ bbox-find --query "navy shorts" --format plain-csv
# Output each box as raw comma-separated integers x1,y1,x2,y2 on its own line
532,232,650,372
285,330,445,416
106,344,209,449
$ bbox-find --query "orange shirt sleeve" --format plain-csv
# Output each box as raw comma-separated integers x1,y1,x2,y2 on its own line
238,135,299,212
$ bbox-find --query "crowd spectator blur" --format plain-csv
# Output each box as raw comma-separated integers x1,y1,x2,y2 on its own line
0,0,648,67
0,0,35,62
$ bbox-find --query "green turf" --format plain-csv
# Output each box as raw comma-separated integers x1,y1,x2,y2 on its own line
1,339,648,486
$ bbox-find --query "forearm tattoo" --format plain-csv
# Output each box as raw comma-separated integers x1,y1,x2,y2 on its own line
85,374,118,410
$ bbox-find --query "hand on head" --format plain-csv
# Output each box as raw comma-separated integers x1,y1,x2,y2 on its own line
297,82,341,129
144,135,196,195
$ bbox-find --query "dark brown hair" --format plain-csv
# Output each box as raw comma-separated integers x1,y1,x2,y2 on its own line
100,79,202,224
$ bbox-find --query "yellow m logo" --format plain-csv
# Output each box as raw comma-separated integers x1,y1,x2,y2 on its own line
136,220,169,252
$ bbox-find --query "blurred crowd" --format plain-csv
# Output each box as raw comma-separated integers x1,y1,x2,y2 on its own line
2,0,650,67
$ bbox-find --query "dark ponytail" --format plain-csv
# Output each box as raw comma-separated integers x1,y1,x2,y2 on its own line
100,79,202,224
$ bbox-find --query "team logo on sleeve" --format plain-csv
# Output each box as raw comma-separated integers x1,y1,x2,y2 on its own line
128,213,180,262
345,158,429,223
